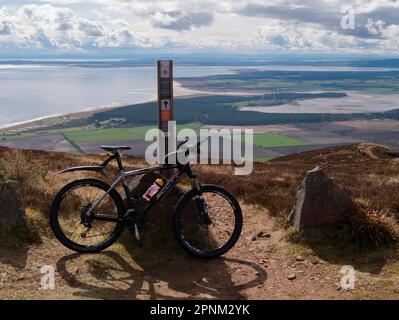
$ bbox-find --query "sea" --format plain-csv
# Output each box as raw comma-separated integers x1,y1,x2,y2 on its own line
0,64,237,127
0,61,397,127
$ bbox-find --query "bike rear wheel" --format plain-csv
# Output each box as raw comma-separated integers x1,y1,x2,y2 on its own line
50,179,125,253
173,184,243,259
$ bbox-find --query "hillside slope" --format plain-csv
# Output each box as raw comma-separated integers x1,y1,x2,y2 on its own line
0,144,398,300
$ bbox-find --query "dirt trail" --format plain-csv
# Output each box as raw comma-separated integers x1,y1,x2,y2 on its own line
1,203,398,300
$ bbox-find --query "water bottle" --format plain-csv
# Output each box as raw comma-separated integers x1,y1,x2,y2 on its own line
143,178,164,201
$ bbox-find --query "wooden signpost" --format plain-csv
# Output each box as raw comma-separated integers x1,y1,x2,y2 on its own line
157,60,174,162
158,60,173,133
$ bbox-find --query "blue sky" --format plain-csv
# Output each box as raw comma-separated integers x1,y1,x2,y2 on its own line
1,0,399,57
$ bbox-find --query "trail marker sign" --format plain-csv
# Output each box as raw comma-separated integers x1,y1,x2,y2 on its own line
161,99,171,110
157,60,174,154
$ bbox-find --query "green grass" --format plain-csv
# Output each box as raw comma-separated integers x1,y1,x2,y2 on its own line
62,122,202,144
250,133,311,148
60,132,84,154
193,75,399,94
253,155,277,162
62,127,140,143
0,133,36,142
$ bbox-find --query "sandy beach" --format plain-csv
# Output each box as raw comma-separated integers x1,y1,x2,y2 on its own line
0,80,262,132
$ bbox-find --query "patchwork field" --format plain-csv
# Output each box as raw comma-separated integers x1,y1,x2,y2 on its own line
0,133,75,153
1,119,399,162
62,122,202,144
60,128,314,161
179,69,399,94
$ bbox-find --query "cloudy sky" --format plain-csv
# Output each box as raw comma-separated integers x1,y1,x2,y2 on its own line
0,0,399,56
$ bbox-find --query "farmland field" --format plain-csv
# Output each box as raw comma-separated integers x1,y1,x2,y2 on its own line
179,69,399,94
3,120,399,162
62,122,201,144
250,133,311,148
62,127,152,143
1,133,36,141
2,60,399,163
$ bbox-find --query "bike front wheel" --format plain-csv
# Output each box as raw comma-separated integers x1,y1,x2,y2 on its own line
50,179,125,253
173,184,243,259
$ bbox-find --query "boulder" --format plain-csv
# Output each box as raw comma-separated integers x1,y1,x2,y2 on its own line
288,167,352,228
0,180,26,230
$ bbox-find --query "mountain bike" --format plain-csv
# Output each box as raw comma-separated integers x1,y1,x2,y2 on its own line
50,139,243,259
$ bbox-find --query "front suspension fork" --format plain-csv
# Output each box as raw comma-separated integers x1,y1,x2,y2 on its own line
190,175,212,225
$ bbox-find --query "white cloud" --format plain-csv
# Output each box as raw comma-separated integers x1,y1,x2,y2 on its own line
255,21,342,51
150,11,214,31
2,1,399,53
78,18,104,37
0,4,154,50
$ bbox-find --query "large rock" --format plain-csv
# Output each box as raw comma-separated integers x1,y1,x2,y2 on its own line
288,167,352,228
0,180,26,230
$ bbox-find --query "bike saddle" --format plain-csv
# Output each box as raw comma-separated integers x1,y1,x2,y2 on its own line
100,145,132,153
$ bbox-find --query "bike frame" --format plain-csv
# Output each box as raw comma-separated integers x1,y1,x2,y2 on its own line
60,151,201,224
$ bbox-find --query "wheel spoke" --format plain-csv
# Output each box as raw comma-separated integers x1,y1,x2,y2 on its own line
54,181,122,249
177,187,242,256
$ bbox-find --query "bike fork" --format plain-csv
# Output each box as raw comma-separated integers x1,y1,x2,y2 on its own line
190,174,212,225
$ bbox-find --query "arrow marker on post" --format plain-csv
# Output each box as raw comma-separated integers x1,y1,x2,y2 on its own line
161,99,171,110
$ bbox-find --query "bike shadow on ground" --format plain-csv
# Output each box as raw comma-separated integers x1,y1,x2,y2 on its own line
56,235,267,300
56,180,267,299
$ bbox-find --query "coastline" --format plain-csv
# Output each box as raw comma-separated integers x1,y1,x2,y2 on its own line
0,81,194,132
0,80,258,132
0,103,128,132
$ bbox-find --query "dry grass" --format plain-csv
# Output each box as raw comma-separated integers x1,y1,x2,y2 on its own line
198,143,399,250
0,143,398,250
0,149,54,214
346,200,398,249
198,144,399,225
0,150,47,183
286,199,398,250
0,147,146,246
0,150,54,246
